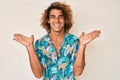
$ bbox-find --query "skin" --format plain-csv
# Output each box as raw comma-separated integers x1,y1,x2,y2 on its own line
48,9,65,56
13,9,101,78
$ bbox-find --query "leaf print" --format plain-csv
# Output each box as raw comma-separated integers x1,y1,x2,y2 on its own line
58,63,66,70
68,45,73,55
44,49,49,57
35,33,79,79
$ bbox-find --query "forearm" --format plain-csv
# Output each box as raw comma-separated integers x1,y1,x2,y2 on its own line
26,45,43,78
74,45,86,76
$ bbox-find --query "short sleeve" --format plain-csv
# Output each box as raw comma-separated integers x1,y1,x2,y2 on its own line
70,38,80,63
34,40,46,67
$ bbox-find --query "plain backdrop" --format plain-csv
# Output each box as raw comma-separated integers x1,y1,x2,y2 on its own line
0,0,120,80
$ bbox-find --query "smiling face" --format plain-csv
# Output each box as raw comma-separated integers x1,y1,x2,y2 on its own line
48,9,65,33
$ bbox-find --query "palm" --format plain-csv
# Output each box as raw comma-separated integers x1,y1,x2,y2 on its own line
80,30,101,46
13,34,34,47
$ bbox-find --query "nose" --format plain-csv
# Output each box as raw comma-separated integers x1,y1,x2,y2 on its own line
54,17,59,22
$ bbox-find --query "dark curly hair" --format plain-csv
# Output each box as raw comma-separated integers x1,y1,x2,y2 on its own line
40,2,73,33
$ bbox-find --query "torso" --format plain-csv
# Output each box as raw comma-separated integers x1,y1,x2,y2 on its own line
52,39,62,56
35,33,79,80
50,32,65,56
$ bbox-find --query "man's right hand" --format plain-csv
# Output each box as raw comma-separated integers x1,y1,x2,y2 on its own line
13,34,34,47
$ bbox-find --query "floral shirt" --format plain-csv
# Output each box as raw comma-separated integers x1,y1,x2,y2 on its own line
34,33,79,80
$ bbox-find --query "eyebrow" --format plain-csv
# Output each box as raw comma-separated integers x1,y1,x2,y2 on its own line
49,14,64,17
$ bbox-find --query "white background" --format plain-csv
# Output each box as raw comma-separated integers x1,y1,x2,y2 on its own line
0,0,120,80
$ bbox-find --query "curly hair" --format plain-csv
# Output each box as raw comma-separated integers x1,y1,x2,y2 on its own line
40,2,73,33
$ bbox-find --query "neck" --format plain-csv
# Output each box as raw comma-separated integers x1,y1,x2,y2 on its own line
49,31,65,41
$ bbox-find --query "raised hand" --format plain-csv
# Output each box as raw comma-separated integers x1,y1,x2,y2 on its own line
13,34,34,47
80,30,101,46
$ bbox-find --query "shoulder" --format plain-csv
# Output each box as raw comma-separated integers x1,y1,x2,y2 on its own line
65,33,79,41
65,33,79,46
34,34,50,47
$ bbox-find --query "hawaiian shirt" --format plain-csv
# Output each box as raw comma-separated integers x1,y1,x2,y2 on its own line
34,33,79,80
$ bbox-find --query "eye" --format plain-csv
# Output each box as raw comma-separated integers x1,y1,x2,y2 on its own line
49,15,55,19
59,15,64,19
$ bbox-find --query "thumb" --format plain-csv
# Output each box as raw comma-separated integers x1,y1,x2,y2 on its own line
81,32,85,36
80,32,85,39
31,35,34,38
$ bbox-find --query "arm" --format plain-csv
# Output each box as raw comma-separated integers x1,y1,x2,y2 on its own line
26,44,43,78
13,34,43,78
74,44,86,76
74,30,101,76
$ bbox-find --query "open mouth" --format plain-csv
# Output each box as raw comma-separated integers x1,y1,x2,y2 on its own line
54,23,60,28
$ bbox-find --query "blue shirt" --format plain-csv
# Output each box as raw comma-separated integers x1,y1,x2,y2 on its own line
34,33,79,80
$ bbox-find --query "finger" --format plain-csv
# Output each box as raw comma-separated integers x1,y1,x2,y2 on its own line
17,34,26,38
91,35,100,41
31,35,34,38
13,37,16,41
88,30,96,34
82,32,85,35
13,34,18,41
93,30,101,34
90,33,100,41
81,32,85,36
14,35,25,42
89,30,100,35
14,34,18,37
14,34,22,38
13,37,20,42
90,30,101,37
80,32,85,38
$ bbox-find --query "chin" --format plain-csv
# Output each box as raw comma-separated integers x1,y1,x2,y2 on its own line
53,28,62,32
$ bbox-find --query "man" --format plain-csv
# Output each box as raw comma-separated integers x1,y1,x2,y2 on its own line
13,2,100,80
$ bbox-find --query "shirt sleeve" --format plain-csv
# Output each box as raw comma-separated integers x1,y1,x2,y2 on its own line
34,40,46,67
71,38,80,63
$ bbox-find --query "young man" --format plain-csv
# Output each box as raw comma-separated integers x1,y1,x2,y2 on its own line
13,2,100,80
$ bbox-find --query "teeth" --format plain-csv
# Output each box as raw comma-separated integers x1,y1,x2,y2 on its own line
54,23,60,27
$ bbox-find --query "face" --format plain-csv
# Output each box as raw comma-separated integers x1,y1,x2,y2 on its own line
48,9,65,33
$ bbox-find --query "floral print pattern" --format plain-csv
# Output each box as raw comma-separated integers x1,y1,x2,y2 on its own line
34,33,79,80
